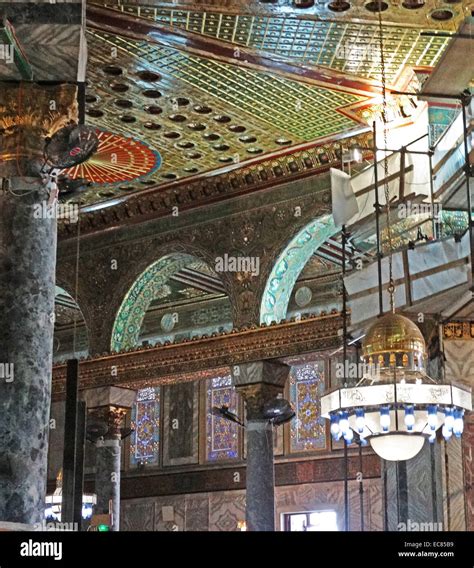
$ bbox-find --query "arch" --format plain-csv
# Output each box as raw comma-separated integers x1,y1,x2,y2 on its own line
111,252,233,352
260,214,338,325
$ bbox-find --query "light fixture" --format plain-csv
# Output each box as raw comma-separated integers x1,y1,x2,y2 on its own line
45,469,96,522
322,306,472,462
321,7,471,461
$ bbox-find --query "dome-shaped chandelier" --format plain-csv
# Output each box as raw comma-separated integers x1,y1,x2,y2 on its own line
319,5,471,460
321,312,472,461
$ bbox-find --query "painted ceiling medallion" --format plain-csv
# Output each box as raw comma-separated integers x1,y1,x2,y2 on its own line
62,130,161,185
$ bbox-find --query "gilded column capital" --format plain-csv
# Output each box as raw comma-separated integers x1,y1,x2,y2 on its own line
89,405,128,440
232,360,291,420
236,382,285,421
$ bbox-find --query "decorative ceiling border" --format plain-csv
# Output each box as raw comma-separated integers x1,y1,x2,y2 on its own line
51,311,343,399
59,130,373,239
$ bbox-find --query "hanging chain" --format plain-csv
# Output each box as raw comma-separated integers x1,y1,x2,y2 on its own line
377,4,395,312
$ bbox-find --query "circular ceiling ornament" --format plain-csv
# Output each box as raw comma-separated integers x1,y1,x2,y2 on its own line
295,286,313,307
61,130,161,185
161,313,177,332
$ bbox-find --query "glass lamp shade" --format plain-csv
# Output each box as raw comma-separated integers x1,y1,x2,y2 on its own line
369,433,426,461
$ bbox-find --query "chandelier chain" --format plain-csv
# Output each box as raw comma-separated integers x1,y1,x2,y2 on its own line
377,4,395,312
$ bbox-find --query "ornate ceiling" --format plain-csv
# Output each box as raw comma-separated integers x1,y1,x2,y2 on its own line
62,0,470,207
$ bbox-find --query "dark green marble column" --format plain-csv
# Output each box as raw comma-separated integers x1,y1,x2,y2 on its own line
383,440,444,531
233,361,290,532
84,387,135,531
0,179,57,525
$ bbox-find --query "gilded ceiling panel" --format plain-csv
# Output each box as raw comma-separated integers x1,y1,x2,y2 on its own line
105,3,452,84
77,28,362,204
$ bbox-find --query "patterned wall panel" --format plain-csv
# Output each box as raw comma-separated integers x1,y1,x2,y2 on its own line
289,361,327,453
130,387,161,467
275,477,383,531
209,490,246,531
441,438,467,531
163,381,199,466
205,374,241,462
185,494,210,531
121,500,155,531
120,477,383,531
154,495,186,531
463,415,474,532
443,335,474,531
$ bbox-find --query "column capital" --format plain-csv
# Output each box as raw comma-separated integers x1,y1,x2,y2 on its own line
231,360,291,389
237,382,284,421
232,360,291,420
89,405,128,440
82,386,136,440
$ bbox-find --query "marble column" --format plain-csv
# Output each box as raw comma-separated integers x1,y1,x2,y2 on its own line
83,387,136,531
0,80,80,525
0,179,57,525
383,440,444,531
233,361,291,532
383,325,446,532
93,407,126,531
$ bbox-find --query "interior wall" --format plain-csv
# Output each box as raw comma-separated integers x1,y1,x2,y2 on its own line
120,478,383,532
443,336,474,532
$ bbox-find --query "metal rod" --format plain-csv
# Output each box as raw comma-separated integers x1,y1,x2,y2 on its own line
391,90,465,101
428,149,437,239
73,401,86,531
399,147,406,201
405,132,429,147
373,121,384,315
376,148,431,156
342,225,348,382
359,441,364,532
62,359,79,524
461,98,474,289
344,438,349,532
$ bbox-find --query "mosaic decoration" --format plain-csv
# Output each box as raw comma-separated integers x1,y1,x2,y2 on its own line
206,375,240,462
428,105,460,147
110,5,451,85
444,322,474,341
289,361,327,453
111,253,195,352
62,130,160,185
130,386,161,466
260,214,338,325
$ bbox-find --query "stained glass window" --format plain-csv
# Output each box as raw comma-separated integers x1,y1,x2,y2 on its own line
130,387,160,466
289,361,327,452
206,375,240,461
